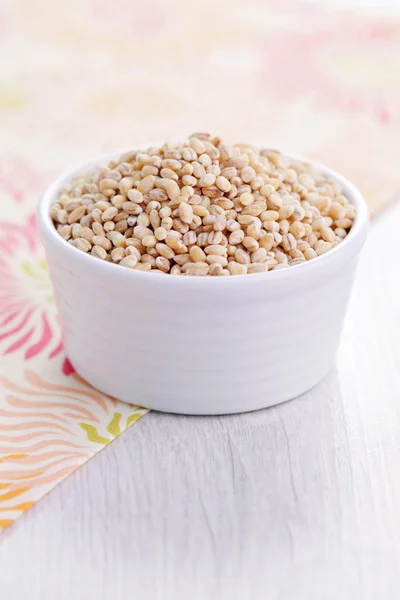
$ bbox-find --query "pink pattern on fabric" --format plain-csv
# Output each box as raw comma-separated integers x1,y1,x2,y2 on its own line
62,358,75,376
0,157,51,205
0,214,62,360
257,19,400,122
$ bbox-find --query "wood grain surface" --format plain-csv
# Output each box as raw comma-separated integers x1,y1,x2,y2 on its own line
1,199,400,599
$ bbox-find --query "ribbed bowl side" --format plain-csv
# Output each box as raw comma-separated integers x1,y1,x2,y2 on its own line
46,253,358,414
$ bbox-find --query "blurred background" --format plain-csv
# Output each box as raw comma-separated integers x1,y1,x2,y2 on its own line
1,0,400,217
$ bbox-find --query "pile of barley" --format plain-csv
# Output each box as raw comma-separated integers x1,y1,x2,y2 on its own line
51,134,355,276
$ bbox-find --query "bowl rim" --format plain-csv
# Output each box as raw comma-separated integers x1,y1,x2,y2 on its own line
37,150,369,285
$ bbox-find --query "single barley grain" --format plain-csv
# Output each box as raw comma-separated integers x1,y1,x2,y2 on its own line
91,245,107,260
119,255,138,268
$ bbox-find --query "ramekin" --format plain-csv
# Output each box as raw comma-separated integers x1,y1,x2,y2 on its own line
37,153,369,415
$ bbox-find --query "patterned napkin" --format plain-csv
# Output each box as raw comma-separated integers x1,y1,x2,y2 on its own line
0,203,147,531
1,0,400,532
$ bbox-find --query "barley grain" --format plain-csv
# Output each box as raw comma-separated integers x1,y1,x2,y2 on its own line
228,262,247,276
72,238,91,252
247,263,268,274
119,255,138,269
91,245,107,260
111,247,126,262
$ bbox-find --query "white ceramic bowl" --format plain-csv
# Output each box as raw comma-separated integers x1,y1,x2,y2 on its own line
37,153,369,415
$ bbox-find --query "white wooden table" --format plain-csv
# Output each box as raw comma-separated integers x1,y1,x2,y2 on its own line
1,195,400,598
